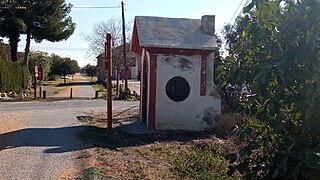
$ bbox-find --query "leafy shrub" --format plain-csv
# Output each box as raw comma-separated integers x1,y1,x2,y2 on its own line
0,60,29,92
219,0,320,179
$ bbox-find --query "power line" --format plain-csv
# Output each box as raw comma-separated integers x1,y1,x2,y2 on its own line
227,0,251,34
73,6,121,9
19,45,88,52
228,0,246,26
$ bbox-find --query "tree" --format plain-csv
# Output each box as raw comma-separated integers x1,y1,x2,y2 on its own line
16,0,75,65
0,1,15,5
83,18,133,95
28,52,52,80
83,18,132,56
49,54,79,84
112,43,136,94
84,64,97,79
0,1,26,62
219,0,320,179
0,0,75,64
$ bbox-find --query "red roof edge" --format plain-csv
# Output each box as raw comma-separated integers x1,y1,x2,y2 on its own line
130,18,142,55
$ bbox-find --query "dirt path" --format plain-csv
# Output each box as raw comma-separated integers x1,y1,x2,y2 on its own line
53,74,96,98
0,112,30,134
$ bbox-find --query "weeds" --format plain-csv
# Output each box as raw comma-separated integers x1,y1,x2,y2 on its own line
174,144,230,179
76,151,92,159
75,167,106,180
215,112,242,133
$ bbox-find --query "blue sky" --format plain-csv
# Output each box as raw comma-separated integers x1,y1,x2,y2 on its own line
14,0,246,67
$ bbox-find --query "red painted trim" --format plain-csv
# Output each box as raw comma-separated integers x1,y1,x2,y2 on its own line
200,55,207,96
141,51,148,124
146,47,212,57
149,54,157,130
130,21,142,55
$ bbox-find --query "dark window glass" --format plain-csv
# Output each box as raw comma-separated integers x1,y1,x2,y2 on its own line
165,77,190,102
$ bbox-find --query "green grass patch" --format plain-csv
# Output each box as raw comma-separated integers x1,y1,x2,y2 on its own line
174,145,233,180
91,84,105,92
76,151,92,159
42,78,67,96
75,167,107,180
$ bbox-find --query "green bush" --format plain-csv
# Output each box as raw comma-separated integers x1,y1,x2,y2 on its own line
0,60,29,92
218,0,320,179
175,145,230,179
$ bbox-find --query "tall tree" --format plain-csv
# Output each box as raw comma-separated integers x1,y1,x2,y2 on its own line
84,64,97,79
83,18,133,94
49,54,79,84
0,17,26,61
112,43,136,94
17,0,75,65
83,18,132,58
0,0,26,61
28,52,52,80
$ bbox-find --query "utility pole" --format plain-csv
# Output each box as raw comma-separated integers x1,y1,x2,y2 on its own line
106,33,113,134
121,1,128,94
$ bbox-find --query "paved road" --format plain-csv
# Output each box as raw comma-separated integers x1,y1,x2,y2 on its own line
0,99,138,112
0,100,139,180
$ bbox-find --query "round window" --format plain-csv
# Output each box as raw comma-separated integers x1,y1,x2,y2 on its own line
165,77,190,102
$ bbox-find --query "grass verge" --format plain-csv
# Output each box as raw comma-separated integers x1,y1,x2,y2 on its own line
75,109,241,179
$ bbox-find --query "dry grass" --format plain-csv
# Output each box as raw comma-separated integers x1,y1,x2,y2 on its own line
74,107,240,179
40,78,67,97
214,112,242,133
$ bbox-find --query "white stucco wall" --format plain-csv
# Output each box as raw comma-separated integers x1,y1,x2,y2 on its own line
155,54,221,131
146,51,151,128
131,67,138,79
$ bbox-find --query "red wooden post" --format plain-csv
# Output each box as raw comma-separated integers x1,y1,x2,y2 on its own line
106,33,113,134
34,65,38,99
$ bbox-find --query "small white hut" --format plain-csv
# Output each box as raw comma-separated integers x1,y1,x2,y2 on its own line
130,15,221,131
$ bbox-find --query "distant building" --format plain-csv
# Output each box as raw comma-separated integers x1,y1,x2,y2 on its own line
97,43,138,83
131,15,221,131
0,41,26,61
32,50,49,57
0,42,11,61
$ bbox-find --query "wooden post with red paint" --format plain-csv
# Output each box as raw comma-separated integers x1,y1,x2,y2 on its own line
106,33,113,134
37,65,44,98
34,65,38,99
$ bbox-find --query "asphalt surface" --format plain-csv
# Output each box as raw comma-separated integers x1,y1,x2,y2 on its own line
0,99,138,112
0,99,139,179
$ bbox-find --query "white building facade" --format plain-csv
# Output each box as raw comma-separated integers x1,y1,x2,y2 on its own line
131,15,221,131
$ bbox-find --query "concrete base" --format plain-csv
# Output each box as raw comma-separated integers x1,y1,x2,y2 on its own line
119,118,152,135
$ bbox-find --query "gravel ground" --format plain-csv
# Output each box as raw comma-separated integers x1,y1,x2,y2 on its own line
0,100,139,180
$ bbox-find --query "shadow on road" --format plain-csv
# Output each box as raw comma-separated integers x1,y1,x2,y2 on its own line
78,123,213,150
55,81,92,87
0,126,97,153
0,124,212,153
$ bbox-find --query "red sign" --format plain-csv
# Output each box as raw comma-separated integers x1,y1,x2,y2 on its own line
34,65,38,78
37,66,44,80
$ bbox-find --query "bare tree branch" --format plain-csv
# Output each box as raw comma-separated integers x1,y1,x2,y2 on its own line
83,18,132,58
